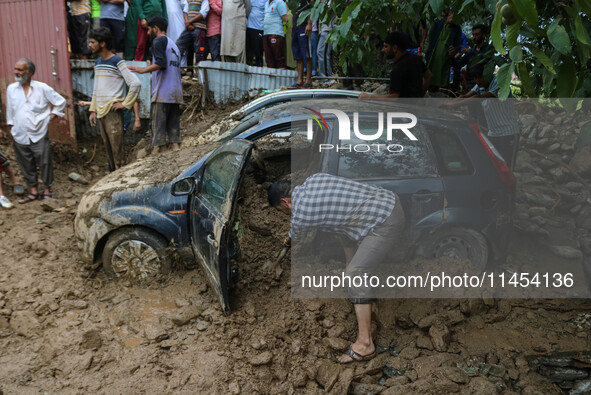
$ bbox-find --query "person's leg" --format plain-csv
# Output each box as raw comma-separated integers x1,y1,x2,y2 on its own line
176,29,193,68
305,57,312,85
13,141,39,196
276,36,286,69
34,135,54,196
194,28,208,65
112,19,126,57
296,59,304,85
263,35,277,68
166,103,181,151
245,27,255,66
311,30,318,76
208,35,221,61
317,31,328,79
292,28,304,85
151,103,168,152
134,19,148,61
254,29,264,67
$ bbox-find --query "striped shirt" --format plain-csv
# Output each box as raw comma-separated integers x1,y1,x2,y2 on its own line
291,173,397,242
70,0,91,15
472,76,519,137
90,55,141,118
188,0,208,30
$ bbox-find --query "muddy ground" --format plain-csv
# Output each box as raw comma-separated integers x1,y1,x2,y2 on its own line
1,100,591,395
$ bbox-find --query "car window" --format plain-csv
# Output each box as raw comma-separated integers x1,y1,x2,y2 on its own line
429,129,474,175
200,152,244,213
337,121,438,179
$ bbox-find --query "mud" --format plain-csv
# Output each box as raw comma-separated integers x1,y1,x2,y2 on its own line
1,105,590,394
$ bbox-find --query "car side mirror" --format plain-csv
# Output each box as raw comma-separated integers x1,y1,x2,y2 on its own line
171,177,195,196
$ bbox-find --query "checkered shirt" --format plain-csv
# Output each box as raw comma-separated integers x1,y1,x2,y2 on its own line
291,173,396,242
70,0,91,16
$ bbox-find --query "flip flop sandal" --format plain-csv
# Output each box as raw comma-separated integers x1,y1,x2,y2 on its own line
288,83,302,89
339,345,378,364
18,193,39,204
13,183,24,195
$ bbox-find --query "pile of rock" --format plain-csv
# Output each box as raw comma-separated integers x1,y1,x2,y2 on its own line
512,105,591,289
530,352,591,394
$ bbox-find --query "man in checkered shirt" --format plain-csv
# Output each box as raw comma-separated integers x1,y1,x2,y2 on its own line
269,173,406,363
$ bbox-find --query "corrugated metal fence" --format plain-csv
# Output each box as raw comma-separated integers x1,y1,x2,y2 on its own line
197,61,298,104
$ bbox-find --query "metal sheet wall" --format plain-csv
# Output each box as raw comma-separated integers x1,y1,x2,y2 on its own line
197,61,298,104
0,0,76,146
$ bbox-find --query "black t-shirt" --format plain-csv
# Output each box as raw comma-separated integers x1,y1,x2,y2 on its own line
293,0,311,28
389,52,427,98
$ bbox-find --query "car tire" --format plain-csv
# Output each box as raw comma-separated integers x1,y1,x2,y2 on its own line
416,227,489,270
102,228,171,280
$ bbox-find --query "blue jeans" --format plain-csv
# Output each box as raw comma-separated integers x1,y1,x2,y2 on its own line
317,30,332,81
310,31,318,75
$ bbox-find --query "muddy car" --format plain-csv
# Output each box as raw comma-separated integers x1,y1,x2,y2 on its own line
75,100,515,310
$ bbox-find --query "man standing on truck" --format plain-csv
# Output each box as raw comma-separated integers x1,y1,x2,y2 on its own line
268,173,406,363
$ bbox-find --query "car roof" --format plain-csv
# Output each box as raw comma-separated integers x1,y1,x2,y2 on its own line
229,88,361,118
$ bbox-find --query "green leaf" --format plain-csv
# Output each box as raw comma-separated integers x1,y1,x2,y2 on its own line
296,10,311,26
523,43,556,74
547,19,572,55
575,15,591,45
485,0,497,14
578,0,591,16
505,23,520,47
556,57,577,97
497,62,515,98
509,45,523,62
429,0,444,15
516,62,536,97
508,0,538,26
458,0,475,14
491,2,507,55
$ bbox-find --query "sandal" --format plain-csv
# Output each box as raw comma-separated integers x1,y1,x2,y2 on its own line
339,345,377,364
43,193,53,199
18,193,40,204
13,183,24,196
288,83,302,89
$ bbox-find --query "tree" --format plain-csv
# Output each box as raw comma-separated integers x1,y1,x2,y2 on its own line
303,0,591,98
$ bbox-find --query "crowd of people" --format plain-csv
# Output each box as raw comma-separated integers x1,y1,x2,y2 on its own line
67,0,334,89
0,4,520,209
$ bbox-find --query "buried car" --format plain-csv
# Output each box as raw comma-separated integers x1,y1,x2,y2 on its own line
75,100,515,310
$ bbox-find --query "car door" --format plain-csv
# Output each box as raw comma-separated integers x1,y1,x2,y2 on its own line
189,139,253,311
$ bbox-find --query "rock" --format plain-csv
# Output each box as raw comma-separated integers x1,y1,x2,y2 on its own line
570,379,591,394
398,347,420,360
549,167,567,182
385,375,409,387
429,323,450,352
417,310,465,329
565,182,584,192
362,352,393,375
60,300,88,310
528,207,547,217
40,199,62,212
196,320,209,331
433,366,469,384
68,172,89,184
321,318,335,328
576,207,591,231
316,359,341,391
10,311,40,337
570,145,591,176
350,383,385,395
322,337,349,351
331,368,354,394
465,376,499,394
550,246,583,260
248,223,272,237
412,354,461,379
229,381,241,395
167,305,202,326
144,323,167,340
416,334,433,350
488,364,506,377
540,366,589,382
327,324,345,338
81,329,102,350
250,351,273,366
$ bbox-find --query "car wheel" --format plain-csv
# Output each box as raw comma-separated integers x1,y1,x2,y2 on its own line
102,228,171,280
417,228,489,270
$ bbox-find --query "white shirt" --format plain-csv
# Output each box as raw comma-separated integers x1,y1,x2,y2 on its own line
6,80,66,145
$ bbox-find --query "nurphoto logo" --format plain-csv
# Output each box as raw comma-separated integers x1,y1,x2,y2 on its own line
305,108,419,153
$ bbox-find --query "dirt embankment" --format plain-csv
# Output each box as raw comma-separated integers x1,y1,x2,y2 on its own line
1,100,591,394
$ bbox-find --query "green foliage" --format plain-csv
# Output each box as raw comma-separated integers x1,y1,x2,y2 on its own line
309,0,591,98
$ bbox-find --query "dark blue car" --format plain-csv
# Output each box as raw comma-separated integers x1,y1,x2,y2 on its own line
75,100,515,310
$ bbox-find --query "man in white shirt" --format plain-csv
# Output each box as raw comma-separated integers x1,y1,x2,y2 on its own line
5,58,66,203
